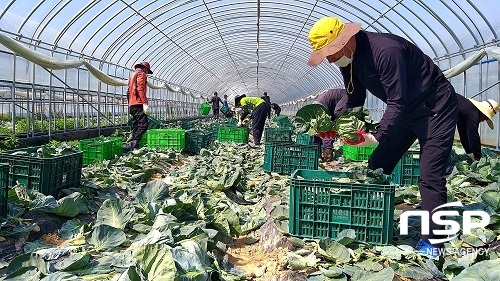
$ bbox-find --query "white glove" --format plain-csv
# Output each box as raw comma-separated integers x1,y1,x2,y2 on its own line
466,153,476,161
237,121,243,127
143,104,149,114
342,130,378,147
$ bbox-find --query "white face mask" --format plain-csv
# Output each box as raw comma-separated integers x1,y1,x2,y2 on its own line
333,55,353,67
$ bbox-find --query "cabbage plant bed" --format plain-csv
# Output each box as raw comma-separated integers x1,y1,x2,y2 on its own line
0,139,498,281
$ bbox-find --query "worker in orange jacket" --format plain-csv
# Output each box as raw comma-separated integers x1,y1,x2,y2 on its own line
128,61,152,149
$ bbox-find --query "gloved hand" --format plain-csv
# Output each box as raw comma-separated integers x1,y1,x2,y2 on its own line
143,104,150,114
466,153,476,161
342,130,378,147
237,119,249,127
316,130,338,139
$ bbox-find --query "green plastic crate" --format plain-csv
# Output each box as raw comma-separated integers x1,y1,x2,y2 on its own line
185,130,216,153
289,170,395,245
295,133,316,145
273,115,292,128
391,150,420,186
147,129,185,150
263,144,320,174
264,127,293,144
128,115,166,130
217,126,249,143
139,132,147,148
0,147,83,197
147,115,166,129
200,103,211,115
207,126,219,143
0,163,9,217
108,137,123,156
342,144,377,161
181,120,196,130
225,117,238,125
79,137,115,165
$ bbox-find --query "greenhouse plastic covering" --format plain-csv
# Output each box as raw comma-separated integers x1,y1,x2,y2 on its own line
0,0,498,105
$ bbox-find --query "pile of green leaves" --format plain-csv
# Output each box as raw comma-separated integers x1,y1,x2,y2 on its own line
9,143,78,158
333,107,379,142
0,140,270,280
294,104,333,135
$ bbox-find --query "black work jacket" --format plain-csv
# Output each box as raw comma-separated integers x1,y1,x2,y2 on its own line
341,31,449,140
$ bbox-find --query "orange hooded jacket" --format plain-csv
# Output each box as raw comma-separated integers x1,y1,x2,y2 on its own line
128,68,148,106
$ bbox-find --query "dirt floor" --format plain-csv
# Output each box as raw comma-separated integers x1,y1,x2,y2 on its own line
226,235,291,279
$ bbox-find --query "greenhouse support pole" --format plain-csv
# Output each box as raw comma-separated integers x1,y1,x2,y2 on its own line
48,70,52,139
11,55,16,135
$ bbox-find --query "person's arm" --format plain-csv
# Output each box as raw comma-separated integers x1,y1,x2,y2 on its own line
372,47,408,141
464,112,482,160
136,72,148,104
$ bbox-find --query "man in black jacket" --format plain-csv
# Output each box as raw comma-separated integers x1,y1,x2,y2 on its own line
210,92,223,119
308,16,458,257
457,95,498,160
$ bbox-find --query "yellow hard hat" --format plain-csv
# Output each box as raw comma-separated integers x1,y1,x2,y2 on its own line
307,17,361,66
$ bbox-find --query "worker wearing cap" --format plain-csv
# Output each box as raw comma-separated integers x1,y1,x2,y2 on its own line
270,103,281,117
128,61,152,149
313,88,348,161
308,17,458,257
457,94,499,160
234,95,270,146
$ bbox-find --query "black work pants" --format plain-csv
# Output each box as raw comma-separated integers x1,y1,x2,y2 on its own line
213,107,220,119
251,103,270,145
130,105,148,142
368,85,458,244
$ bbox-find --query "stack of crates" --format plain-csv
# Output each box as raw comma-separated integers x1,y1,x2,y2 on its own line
263,127,293,144
0,146,83,197
342,144,377,161
79,136,123,165
391,150,420,185
0,163,9,217
217,126,249,143
185,129,218,153
147,129,185,150
263,144,320,174
289,170,395,245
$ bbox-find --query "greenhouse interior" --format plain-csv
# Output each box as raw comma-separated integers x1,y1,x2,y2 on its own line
0,1,499,280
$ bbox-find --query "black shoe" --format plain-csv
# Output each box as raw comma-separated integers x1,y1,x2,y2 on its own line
130,140,138,150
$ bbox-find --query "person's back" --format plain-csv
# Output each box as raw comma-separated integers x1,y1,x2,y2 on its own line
211,93,222,109
314,88,347,121
210,92,223,119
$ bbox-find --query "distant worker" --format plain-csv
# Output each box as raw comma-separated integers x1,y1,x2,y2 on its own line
457,94,499,161
221,94,231,118
235,94,270,146
210,92,223,119
271,103,281,117
128,61,152,150
313,88,348,161
261,92,272,119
